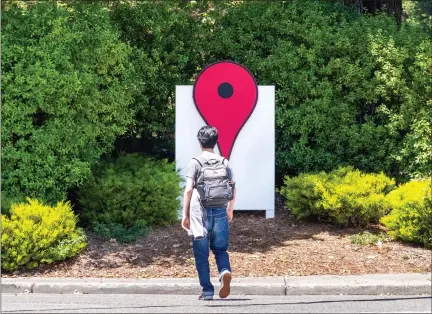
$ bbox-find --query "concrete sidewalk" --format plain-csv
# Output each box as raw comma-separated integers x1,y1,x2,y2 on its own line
2,273,431,296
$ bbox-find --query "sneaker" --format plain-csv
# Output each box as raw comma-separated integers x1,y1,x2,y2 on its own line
218,270,232,299
199,294,213,301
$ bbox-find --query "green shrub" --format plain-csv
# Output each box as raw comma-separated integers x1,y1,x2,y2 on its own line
78,154,182,229
1,198,87,272
279,167,395,226
381,180,432,248
1,2,135,204
349,231,389,246
93,220,151,244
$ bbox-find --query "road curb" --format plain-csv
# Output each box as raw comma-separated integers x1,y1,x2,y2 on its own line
284,274,432,295
2,273,430,296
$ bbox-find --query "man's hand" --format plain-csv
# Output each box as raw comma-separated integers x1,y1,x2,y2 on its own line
181,215,190,231
227,208,233,223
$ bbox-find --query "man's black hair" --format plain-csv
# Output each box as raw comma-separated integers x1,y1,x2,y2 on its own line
197,125,218,149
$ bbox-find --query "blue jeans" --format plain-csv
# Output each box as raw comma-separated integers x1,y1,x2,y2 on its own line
192,207,231,297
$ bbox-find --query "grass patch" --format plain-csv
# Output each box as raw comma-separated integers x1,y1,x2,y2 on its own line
349,231,389,246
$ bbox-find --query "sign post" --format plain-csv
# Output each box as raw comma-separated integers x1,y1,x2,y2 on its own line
175,61,275,218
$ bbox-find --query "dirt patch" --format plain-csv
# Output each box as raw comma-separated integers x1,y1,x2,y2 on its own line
3,204,431,279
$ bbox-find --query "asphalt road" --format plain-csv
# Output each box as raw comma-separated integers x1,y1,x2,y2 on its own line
2,294,431,313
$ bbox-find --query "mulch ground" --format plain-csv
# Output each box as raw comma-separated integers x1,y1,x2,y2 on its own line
3,200,431,279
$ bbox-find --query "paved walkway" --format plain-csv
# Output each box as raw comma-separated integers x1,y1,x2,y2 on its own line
2,294,432,313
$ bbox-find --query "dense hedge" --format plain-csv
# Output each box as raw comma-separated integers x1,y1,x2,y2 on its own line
205,0,431,181
1,2,136,207
2,0,430,210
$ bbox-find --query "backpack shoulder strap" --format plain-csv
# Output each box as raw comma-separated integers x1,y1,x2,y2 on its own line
192,157,203,167
192,155,206,183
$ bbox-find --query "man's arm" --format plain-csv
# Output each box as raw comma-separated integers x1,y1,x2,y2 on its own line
182,159,198,230
182,158,199,231
227,188,236,222
182,178,194,220
226,162,236,222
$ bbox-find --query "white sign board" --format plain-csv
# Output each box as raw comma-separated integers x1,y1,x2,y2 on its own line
175,85,275,218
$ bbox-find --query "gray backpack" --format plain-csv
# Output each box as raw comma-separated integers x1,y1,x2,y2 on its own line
193,155,234,208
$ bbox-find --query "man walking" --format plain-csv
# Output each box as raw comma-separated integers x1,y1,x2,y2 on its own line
181,125,236,301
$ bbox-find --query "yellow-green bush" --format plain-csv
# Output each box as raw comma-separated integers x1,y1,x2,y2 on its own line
280,167,395,227
1,199,87,272
381,180,432,248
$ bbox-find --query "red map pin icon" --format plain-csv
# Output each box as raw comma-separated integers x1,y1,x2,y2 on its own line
193,61,258,160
